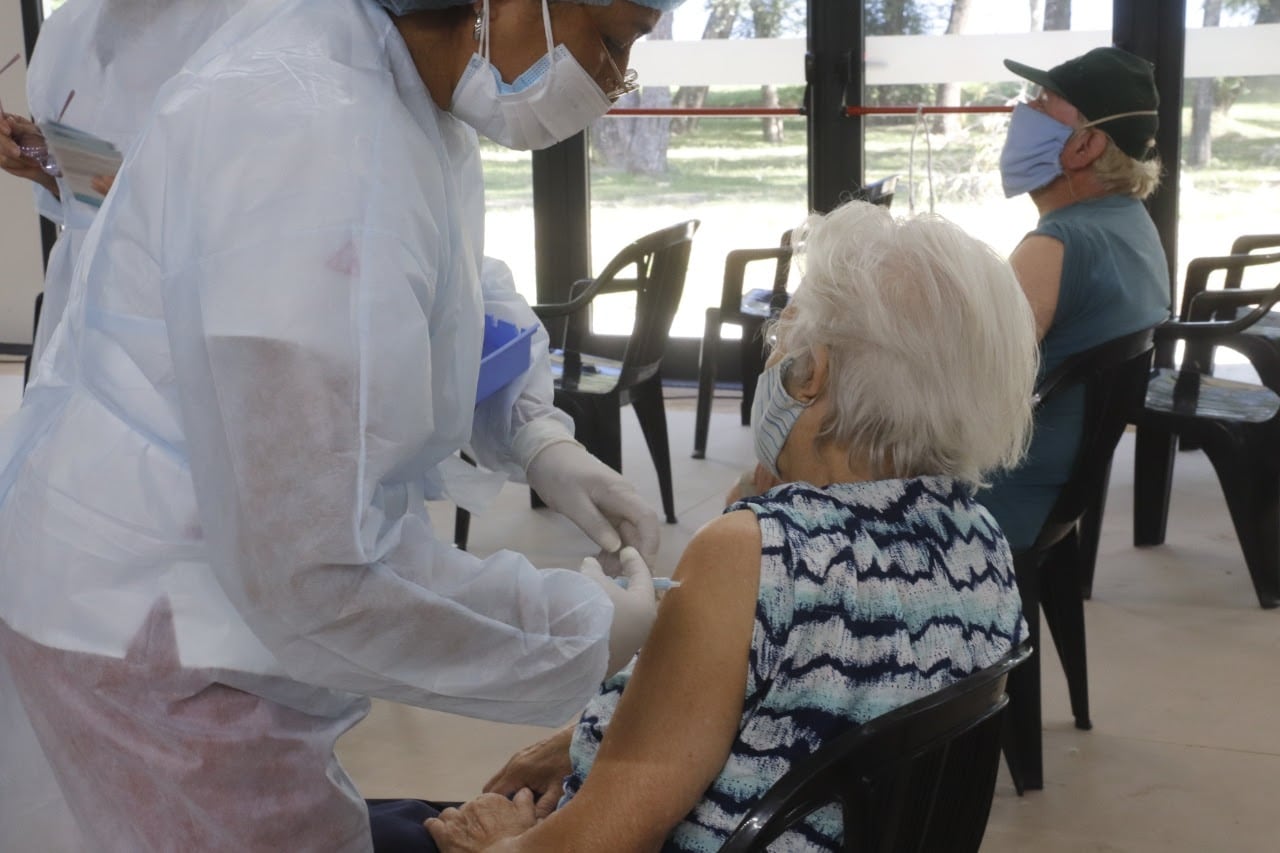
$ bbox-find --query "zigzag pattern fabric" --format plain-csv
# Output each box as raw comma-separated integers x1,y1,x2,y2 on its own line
562,476,1027,852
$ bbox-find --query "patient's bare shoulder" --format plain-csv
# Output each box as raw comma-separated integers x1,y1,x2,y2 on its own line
672,510,762,586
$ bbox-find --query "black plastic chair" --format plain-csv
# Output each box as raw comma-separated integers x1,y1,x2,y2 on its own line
1000,327,1155,794
692,235,792,458
1132,257,1280,609
452,222,698,550
692,177,897,460
720,644,1030,853
535,220,699,526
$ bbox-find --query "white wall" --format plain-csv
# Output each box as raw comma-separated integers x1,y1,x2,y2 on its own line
0,5,43,348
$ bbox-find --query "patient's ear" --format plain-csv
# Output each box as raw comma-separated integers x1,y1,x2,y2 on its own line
793,345,829,403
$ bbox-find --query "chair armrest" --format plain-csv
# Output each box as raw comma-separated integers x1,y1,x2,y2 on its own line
1180,252,1280,318
1186,286,1280,322
532,278,602,320
1032,327,1154,408
1155,282,1280,346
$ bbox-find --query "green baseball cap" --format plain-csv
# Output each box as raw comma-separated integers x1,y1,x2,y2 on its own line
1004,46,1159,160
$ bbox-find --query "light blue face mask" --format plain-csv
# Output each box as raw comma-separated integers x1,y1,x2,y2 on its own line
999,102,1074,198
751,353,813,480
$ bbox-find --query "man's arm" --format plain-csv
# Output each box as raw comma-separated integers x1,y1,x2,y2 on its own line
1009,234,1064,342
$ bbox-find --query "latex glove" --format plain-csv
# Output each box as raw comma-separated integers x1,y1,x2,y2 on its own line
580,547,657,676
526,441,660,559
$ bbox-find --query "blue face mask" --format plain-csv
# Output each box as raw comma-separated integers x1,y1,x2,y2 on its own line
999,103,1074,198
751,354,813,480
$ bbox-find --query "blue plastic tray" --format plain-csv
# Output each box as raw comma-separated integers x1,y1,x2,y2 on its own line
476,315,536,406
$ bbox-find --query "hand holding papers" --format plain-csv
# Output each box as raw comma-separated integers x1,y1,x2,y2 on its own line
38,120,124,208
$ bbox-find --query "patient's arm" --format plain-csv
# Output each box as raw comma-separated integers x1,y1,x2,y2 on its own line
427,509,763,853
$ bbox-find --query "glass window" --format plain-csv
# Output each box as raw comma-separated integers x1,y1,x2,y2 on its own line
1178,4,1280,381
862,1,1116,258
587,5,808,339
479,141,537,305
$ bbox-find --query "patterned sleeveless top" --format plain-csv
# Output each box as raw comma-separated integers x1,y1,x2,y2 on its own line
561,477,1027,852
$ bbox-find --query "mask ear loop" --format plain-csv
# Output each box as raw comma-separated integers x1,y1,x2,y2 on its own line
539,0,554,68
478,0,491,61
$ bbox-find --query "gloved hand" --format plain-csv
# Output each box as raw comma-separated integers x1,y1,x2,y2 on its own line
580,547,657,676
526,440,660,559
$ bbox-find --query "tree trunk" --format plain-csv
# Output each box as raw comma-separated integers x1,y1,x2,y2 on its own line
1044,0,1070,30
671,0,741,134
1255,0,1279,24
1029,0,1044,31
1188,0,1223,168
591,12,674,176
931,0,972,135
749,1,787,141
761,84,784,142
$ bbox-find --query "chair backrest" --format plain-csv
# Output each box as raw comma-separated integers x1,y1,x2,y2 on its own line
1031,327,1156,552
535,220,699,388
720,644,1031,853
720,229,795,318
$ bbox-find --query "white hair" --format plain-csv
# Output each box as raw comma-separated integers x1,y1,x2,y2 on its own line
771,201,1039,488
1092,137,1162,199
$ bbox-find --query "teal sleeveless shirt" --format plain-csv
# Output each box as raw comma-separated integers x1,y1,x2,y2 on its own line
980,195,1170,550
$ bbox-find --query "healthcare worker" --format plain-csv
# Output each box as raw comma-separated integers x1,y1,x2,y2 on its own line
0,0,685,850
0,2,249,850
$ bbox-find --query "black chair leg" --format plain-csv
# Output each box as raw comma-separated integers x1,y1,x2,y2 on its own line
740,320,766,427
631,377,676,524
1133,422,1177,547
1202,433,1280,608
1003,553,1043,793
1039,535,1091,730
694,309,721,459
1078,458,1112,600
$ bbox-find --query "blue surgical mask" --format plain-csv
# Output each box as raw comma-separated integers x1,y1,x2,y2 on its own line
999,103,1074,198
751,354,813,480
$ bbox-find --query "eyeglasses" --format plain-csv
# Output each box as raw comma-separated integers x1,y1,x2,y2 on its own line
600,41,639,102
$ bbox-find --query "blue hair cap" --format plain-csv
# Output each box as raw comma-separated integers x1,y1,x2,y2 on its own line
377,0,687,11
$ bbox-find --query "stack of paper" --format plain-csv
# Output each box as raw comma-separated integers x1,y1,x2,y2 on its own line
38,120,123,208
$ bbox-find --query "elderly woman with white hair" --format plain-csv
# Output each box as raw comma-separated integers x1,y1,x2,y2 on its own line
421,200,1038,853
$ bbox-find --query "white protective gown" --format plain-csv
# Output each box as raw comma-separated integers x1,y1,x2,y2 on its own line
0,0,612,846
6,2,250,849
25,0,252,366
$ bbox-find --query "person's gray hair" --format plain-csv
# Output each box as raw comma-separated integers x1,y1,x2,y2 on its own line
1091,136,1162,199
770,201,1038,488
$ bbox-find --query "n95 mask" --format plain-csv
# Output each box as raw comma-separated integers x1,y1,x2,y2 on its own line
751,354,812,480
449,0,613,151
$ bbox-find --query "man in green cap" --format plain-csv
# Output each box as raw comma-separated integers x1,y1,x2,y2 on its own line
979,46,1172,552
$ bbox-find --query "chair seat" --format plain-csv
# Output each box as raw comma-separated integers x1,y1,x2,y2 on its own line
1145,367,1280,423
550,349,624,395
739,288,781,319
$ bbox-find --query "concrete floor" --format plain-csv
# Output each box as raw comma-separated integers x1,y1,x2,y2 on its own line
2,365,1276,851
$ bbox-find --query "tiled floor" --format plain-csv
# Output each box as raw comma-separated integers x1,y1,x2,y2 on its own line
3,364,1277,850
